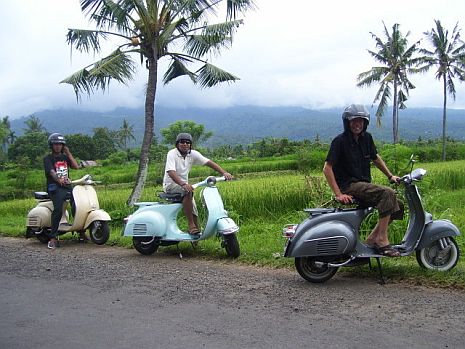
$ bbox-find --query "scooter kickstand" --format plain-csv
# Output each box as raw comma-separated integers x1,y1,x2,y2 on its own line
176,244,183,260
375,257,385,285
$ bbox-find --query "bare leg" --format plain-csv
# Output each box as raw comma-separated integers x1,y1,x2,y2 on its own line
366,215,391,246
182,193,197,232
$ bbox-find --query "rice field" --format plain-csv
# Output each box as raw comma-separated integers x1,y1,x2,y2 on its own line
0,157,464,286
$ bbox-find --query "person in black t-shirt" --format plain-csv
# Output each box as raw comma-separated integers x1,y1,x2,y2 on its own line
323,105,403,257
43,133,79,249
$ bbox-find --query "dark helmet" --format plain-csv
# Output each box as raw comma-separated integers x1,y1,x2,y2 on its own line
342,104,370,132
175,133,193,144
48,133,66,147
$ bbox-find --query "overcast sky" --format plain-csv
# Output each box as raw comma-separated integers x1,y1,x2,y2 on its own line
1,0,465,119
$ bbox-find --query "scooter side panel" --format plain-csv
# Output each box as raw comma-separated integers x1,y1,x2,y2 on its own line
285,220,356,257
27,206,52,227
416,220,461,250
123,203,183,237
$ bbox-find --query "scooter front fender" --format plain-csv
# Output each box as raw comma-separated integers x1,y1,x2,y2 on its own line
417,219,461,250
217,217,239,235
84,209,111,229
285,220,356,257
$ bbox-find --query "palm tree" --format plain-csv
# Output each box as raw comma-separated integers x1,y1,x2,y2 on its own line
23,115,46,134
357,23,421,143
417,20,465,161
61,0,254,205
0,116,12,153
118,118,136,150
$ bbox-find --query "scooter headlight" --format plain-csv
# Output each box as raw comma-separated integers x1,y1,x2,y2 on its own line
206,176,217,187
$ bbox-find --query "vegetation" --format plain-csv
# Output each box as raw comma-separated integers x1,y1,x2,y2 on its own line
357,22,421,143
418,20,465,161
0,141,465,287
61,0,254,206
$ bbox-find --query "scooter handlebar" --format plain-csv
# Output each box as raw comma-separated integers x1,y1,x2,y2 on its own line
192,176,229,189
70,174,99,186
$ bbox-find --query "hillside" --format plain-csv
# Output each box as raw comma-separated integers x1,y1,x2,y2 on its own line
10,105,465,146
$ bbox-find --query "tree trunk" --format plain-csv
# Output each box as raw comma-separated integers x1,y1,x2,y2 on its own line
127,56,158,205
392,80,399,144
441,76,447,161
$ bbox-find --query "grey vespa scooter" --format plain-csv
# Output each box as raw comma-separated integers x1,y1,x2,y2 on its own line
283,160,461,283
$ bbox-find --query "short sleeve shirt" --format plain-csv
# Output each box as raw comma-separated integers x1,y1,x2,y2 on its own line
43,154,73,186
163,149,209,190
325,131,378,190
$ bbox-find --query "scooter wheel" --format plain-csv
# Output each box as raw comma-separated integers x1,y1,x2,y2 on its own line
133,237,159,255
89,221,110,245
295,257,338,283
416,238,460,271
222,234,240,258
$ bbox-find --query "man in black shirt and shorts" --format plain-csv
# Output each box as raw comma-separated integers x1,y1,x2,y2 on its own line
323,104,403,257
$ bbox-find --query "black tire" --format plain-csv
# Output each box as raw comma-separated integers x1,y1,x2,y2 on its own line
89,221,110,245
133,237,159,255
26,227,49,244
295,257,338,283
36,233,50,244
416,237,460,271
222,234,240,258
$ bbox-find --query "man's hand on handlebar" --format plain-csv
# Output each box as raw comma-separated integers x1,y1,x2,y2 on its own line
389,175,401,184
223,172,233,181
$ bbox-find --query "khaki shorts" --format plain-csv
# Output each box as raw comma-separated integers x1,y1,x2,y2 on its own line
343,182,404,220
164,183,198,216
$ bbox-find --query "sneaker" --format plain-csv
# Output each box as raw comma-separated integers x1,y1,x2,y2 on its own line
47,239,58,249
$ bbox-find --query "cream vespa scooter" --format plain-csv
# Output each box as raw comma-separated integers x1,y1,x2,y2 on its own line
26,174,111,245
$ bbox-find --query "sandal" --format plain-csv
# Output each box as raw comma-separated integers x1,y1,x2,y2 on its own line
188,229,201,236
375,244,400,257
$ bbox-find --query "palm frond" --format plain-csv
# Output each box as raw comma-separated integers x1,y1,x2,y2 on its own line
66,29,108,54
226,0,256,21
60,49,135,101
163,56,197,84
196,63,239,88
185,33,232,58
81,0,135,34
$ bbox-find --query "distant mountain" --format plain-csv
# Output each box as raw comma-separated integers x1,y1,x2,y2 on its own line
10,105,465,146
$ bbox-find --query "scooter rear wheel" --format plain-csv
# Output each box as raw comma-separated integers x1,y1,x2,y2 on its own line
416,238,460,271
133,237,159,255
295,257,338,283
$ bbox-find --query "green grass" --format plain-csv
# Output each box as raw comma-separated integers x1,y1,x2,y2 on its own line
0,158,464,288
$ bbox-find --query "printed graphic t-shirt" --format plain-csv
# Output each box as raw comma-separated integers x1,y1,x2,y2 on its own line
44,154,73,186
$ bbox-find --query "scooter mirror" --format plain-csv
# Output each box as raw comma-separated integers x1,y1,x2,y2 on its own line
206,176,217,187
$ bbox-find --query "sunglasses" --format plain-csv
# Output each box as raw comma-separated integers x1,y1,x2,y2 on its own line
178,140,191,145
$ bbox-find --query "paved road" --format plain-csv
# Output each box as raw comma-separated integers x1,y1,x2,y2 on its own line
1,236,464,349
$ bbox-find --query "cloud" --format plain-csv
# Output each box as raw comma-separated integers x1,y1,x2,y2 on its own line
1,0,465,118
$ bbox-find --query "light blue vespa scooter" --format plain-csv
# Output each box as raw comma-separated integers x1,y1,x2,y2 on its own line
123,176,240,258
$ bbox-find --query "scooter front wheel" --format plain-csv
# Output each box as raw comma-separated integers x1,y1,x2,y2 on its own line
133,237,159,255
222,234,240,258
416,237,460,271
295,257,338,283
89,221,110,245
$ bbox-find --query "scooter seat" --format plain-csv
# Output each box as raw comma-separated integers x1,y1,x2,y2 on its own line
34,191,50,200
159,192,183,203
